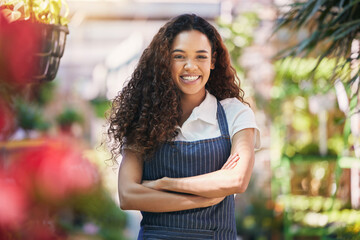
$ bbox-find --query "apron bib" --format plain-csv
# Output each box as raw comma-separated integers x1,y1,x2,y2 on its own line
139,101,236,240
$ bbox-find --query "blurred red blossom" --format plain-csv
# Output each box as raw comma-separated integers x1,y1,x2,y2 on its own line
0,172,27,228
0,11,41,86
10,138,100,201
0,137,101,239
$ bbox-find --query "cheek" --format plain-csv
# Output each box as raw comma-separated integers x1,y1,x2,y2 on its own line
201,62,212,74
170,66,176,78
171,63,180,76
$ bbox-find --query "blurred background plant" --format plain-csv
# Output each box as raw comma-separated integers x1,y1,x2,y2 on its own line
0,0,70,100
217,12,260,80
90,97,111,119
271,0,360,239
274,0,360,85
0,1,127,238
0,0,69,25
15,99,51,136
218,12,286,239
271,57,349,158
0,138,127,240
56,107,84,133
272,0,360,161
235,172,283,240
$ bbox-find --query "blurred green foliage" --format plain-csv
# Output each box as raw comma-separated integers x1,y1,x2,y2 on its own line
15,99,51,132
90,97,111,119
58,188,127,240
235,172,283,240
278,195,360,238
270,57,348,158
217,13,284,239
274,0,360,85
273,58,350,98
217,12,259,77
56,107,84,127
33,81,56,107
270,1,360,238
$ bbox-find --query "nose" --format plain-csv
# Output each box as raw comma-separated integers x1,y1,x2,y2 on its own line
184,59,197,70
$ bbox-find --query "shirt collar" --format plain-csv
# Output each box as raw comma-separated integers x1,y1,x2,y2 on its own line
190,90,218,125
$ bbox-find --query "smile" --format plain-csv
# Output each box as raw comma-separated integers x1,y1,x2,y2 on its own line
180,75,201,82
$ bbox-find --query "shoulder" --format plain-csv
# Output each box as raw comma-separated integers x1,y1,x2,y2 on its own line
220,97,250,111
219,97,261,149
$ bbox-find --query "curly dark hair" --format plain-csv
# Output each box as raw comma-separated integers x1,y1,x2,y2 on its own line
107,14,246,161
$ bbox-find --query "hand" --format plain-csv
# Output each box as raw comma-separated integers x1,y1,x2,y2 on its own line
210,196,225,205
202,196,225,207
221,153,240,170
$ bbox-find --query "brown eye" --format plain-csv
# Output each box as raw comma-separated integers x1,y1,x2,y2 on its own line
173,55,185,59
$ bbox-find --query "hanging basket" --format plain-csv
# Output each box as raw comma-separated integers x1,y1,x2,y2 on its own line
33,23,69,82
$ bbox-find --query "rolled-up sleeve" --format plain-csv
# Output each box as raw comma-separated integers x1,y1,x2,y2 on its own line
221,98,261,150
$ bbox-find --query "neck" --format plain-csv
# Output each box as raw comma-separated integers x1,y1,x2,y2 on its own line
179,90,206,126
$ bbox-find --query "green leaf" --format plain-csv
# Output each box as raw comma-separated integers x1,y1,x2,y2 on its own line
299,0,324,26
328,1,360,26
50,0,60,24
60,0,69,19
295,31,320,54
330,20,360,40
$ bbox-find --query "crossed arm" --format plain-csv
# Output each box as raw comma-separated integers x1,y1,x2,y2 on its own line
118,149,225,212
118,128,255,212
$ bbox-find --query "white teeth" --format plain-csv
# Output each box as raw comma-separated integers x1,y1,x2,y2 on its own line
182,76,199,81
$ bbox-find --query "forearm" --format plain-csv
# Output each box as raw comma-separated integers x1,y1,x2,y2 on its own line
119,182,222,212
155,169,242,198
118,149,222,212
148,131,255,198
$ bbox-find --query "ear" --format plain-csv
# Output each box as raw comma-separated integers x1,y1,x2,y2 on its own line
211,52,217,69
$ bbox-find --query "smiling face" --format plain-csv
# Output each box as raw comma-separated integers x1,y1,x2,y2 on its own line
170,30,215,100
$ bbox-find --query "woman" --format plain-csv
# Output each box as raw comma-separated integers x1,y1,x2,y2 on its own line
108,14,260,240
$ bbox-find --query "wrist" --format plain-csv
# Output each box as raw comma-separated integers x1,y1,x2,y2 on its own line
159,177,170,191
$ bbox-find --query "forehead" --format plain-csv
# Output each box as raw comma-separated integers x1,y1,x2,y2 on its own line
171,30,212,51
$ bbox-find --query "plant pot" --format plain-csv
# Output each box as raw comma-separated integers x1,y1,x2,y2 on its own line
33,23,69,81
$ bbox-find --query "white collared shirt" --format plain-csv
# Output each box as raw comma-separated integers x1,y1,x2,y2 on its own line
174,91,261,149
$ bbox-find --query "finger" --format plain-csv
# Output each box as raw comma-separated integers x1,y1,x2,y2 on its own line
226,158,239,169
222,155,240,169
222,157,233,169
223,160,238,170
222,153,238,168
222,154,238,169
226,154,240,168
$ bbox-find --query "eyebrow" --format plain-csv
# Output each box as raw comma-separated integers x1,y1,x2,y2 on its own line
171,49,209,54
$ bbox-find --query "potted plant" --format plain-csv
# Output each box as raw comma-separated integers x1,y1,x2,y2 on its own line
15,99,51,138
56,107,83,134
0,0,70,82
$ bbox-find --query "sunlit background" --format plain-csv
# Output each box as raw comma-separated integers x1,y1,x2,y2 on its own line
1,0,360,239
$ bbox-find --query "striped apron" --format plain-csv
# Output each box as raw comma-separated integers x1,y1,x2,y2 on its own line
138,101,236,240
